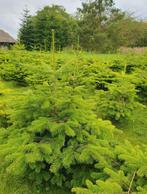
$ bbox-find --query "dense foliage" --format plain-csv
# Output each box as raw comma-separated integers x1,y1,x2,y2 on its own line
19,1,147,52
0,49,147,194
19,5,78,50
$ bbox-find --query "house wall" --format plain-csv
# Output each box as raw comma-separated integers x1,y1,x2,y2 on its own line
0,43,15,49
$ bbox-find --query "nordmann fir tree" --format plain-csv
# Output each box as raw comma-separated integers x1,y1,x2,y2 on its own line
0,32,147,194
0,30,118,189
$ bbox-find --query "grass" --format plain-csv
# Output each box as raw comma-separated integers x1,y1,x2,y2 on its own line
117,105,147,146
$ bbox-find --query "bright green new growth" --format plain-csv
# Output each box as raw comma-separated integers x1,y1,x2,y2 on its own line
0,49,147,194
0,84,117,187
96,79,138,121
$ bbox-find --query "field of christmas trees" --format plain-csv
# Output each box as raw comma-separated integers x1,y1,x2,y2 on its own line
0,48,147,194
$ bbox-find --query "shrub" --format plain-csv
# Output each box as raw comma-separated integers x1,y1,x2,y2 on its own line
0,83,119,188
0,62,28,86
0,50,146,193
72,141,147,194
96,79,137,121
0,83,146,193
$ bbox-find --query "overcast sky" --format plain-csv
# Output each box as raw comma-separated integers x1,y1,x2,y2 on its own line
0,0,147,38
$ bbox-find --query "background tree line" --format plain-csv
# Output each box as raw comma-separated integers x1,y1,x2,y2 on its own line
19,0,147,52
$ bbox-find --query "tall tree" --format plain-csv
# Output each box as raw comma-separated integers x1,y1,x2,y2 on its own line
19,5,78,51
19,8,35,50
34,5,78,50
133,21,147,47
77,0,115,51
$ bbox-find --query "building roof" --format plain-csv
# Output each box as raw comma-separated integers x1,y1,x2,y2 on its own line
0,29,16,43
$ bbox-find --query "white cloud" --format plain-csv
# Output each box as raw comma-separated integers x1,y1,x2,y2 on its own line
115,0,147,19
0,0,146,38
